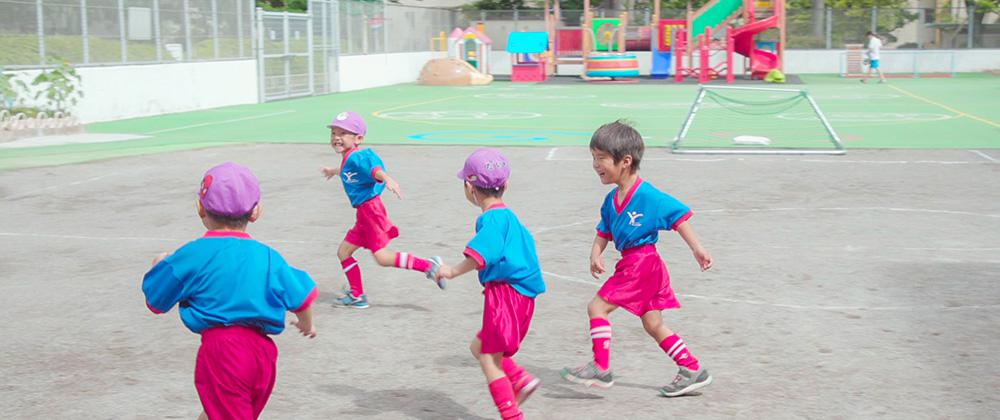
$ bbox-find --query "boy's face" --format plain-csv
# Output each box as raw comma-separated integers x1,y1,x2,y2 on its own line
591,148,631,185
330,127,363,153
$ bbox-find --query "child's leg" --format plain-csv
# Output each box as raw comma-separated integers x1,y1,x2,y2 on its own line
337,241,364,298
587,295,619,371
197,412,207,420
641,310,700,371
471,338,523,420
502,356,540,405
371,248,436,273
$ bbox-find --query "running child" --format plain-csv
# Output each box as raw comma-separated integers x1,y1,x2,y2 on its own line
142,162,319,419
434,148,546,420
320,111,443,309
560,121,715,397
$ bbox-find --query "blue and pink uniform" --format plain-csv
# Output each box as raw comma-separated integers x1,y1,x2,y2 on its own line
142,230,318,419
339,148,398,251
464,203,546,357
595,178,692,316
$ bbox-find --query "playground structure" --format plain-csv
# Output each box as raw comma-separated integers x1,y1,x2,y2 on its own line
507,32,550,82
673,0,786,83
416,58,493,86
449,25,493,75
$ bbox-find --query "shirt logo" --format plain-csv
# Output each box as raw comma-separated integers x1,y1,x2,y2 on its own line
627,211,644,227
343,171,358,183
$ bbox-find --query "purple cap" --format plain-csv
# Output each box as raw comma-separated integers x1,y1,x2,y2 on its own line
457,148,510,189
198,162,261,217
326,111,367,136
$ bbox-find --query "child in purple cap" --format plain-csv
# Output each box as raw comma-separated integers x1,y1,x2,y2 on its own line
142,162,319,420
320,111,443,309
433,148,546,420
559,120,714,398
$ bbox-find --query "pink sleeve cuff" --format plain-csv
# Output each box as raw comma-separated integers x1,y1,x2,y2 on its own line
596,229,612,240
463,247,486,270
292,287,319,313
370,166,384,182
671,211,693,230
146,301,165,314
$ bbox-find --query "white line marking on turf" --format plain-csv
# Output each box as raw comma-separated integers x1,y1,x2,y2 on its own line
697,207,1000,219
145,110,296,135
0,232,336,244
969,150,999,163
535,221,592,233
4,172,120,200
545,156,978,164
546,147,559,161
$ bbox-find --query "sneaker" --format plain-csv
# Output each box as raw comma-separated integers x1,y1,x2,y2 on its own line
559,361,614,388
859,79,867,83
878,79,886,84
659,366,713,397
336,292,370,309
514,375,541,405
425,256,446,290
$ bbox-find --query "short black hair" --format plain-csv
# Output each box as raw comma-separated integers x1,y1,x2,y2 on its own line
589,119,644,173
473,184,505,198
205,210,253,229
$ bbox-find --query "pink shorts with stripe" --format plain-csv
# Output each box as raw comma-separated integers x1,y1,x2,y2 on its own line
477,282,535,357
598,244,681,316
344,196,399,251
195,326,278,420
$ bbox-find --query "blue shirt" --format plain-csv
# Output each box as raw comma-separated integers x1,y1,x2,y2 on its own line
596,178,693,252
464,204,546,298
142,231,318,335
340,148,386,207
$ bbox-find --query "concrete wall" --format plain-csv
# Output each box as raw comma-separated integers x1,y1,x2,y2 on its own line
337,51,447,92
489,48,1000,75
5,60,258,124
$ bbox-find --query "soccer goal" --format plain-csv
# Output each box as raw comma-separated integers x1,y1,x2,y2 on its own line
671,85,845,155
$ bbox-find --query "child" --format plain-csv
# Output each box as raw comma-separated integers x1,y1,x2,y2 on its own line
320,111,443,309
434,148,546,420
560,121,714,398
862,31,886,83
142,162,319,419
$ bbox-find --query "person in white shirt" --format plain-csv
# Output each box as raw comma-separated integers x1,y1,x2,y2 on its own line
862,31,886,83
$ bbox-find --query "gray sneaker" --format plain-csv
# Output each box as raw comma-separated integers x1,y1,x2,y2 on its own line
559,361,614,389
659,366,713,397
425,256,445,290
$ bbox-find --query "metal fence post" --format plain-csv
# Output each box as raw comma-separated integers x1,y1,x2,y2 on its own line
917,8,924,49
513,8,518,24
967,3,974,48
211,0,219,58
118,0,127,63
283,12,290,97
480,10,485,23
153,0,162,61
382,0,388,53
870,6,877,33
256,7,265,102
36,0,45,66
237,0,245,57
183,0,192,60
345,0,352,54
825,7,832,49
81,0,90,64
307,14,315,94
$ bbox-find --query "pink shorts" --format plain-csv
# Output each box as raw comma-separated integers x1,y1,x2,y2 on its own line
195,326,278,420
477,282,535,357
598,244,681,316
344,196,399,251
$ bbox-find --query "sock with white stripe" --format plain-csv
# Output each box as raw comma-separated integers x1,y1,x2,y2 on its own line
659,333,700,371
590,318,612,371
393,252,431,272
341,257,363,298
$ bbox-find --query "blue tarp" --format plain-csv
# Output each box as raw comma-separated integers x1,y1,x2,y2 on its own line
507,32,548,53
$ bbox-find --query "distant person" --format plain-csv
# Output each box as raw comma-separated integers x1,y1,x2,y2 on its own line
862,31,886,83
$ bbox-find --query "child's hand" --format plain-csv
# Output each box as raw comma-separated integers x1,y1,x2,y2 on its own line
151,252,171,267
291,319,316,338
436,264,453,280
590,254,605,279
320,166,339,180
693,247,713,271
384,177,402,199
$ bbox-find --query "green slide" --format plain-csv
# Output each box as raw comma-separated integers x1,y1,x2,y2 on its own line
691,0,744,39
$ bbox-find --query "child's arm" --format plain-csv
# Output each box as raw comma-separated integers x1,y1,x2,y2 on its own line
320,166,339,180
373,169,402,199
675,221,713,271
437,256,479,280
151,252,171,267
590,235,610,279
290,306,317,338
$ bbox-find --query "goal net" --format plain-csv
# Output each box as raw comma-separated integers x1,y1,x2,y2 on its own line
671,86,845,155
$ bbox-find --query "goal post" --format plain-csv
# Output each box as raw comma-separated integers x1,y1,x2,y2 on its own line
671,85,845,155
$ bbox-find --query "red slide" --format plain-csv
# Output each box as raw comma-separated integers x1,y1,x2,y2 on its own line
731,14,780,78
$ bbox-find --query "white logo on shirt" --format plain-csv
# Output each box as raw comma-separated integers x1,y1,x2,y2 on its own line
343,171,359,183
627,211,644,227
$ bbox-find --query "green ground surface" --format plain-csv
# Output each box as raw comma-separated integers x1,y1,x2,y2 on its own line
2,73,998,171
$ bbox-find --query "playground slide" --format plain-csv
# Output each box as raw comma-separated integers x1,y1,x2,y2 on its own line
691,0,745,39
731,15,781,76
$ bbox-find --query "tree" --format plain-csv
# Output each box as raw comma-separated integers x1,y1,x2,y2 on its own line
967,0,999,47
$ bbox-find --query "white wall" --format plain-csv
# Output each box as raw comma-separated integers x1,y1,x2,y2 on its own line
337,51,447,92
5,60,258,124
490,49,1000,75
